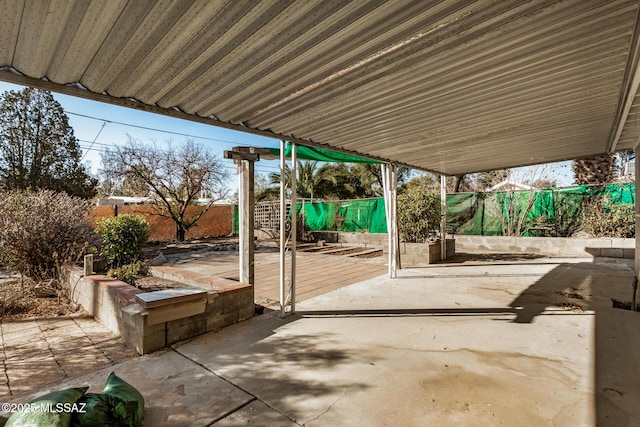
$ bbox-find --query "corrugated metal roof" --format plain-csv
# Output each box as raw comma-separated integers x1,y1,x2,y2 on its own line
1,0,639,175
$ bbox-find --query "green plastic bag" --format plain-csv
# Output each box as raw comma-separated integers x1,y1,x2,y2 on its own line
102,373,144,427
69,393,119,427
6,387,88,427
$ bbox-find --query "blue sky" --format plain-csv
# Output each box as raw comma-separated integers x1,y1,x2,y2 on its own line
0,81,285,194
0,81,574,191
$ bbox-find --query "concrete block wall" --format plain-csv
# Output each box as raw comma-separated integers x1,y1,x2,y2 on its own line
309,231,388,247
453,235,634,258
64,267,254,354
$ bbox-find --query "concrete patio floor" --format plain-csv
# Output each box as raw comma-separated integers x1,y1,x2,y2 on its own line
6,256,639,426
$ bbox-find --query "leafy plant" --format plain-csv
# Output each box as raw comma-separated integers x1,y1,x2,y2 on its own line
0,190,93,281
397,185,441,243
581,197,634,238
107,262,142,286
95,214,150,269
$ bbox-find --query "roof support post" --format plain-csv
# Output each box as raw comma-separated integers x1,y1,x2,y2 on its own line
238,158,255,287
635,147,640,279
290,143,297,314
279,140,287,317
382,164,399,278
440,175,447,261
224,147,259,308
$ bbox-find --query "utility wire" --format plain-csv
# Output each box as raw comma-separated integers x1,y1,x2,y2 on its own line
80,121,107,162
68,110,260,147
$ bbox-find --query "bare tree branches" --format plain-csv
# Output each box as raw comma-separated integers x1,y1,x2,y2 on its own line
101,138,229,241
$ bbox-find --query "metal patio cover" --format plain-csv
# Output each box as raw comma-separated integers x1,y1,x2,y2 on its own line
1,0,639,175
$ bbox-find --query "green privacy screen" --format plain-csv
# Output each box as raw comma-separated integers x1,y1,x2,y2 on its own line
445,183,634,236
297,198,388,233
243,183,634,236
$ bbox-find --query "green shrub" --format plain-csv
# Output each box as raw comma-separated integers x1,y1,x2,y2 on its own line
0,190,93,281
107,262,141,286
581,197,635,238
397,186,441,243
95,215,150,269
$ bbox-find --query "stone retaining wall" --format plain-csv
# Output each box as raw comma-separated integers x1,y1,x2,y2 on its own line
65,266,253,354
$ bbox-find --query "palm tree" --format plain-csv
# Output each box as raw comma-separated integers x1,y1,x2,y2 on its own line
269,160,337,201
572,154,617,184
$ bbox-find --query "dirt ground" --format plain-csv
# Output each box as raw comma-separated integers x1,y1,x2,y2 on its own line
0,273,80,319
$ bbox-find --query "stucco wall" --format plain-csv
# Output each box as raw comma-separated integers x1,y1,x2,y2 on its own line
89,204,233,242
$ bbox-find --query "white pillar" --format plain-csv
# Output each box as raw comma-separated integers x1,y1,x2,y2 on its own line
291,144,297,314
440,175,447,261
390,164,399,277
382,164,399,278
279,140,286,317
635,148,640,277
238,159,254,285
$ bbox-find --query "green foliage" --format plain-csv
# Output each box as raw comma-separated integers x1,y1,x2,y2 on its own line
0,189,93,281
107,262,141,286
0,88,97,198
397,185,441,243
95,215,150,269
268,161,410,201
572,155,617,185
581,197,635,238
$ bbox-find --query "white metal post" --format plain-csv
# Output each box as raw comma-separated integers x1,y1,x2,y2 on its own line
440,175,447,261
279,140,286,317
291,143,297,313
382,164,398,278
390,164,398,278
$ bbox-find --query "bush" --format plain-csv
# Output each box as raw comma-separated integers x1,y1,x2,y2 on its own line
95,215,150,269
397,186,441,243
0,190,93,281
107,262,142,286
581,197,635,238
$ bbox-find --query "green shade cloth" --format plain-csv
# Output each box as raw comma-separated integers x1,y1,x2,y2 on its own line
268,142,381,164
242,183,635,236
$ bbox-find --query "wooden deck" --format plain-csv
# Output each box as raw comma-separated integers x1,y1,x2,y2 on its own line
160,250,387,307
251,256,387,304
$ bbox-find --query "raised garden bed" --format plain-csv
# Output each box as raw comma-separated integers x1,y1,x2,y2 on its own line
64,265,253,355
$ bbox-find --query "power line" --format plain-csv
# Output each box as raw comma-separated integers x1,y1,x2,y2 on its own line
80,121,107,161
67,110,262,147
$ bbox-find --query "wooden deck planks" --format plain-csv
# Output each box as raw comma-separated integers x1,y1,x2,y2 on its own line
253,257,386,302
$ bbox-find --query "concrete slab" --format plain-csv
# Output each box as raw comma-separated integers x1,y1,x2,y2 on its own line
0,314,137,400
7,350,255,427
214,400,299,426
173,258,640,426
3,257,639,426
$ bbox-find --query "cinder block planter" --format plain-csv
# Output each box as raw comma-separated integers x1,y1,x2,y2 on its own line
383,239,456,265
64,266,253,355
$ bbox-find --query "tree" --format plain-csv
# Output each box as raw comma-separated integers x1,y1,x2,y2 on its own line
477,169,510,190
397,184,440,243
269,160,337,201
268,161,411,201
101,138,229,241
572,154,617,184
0,88,97,198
